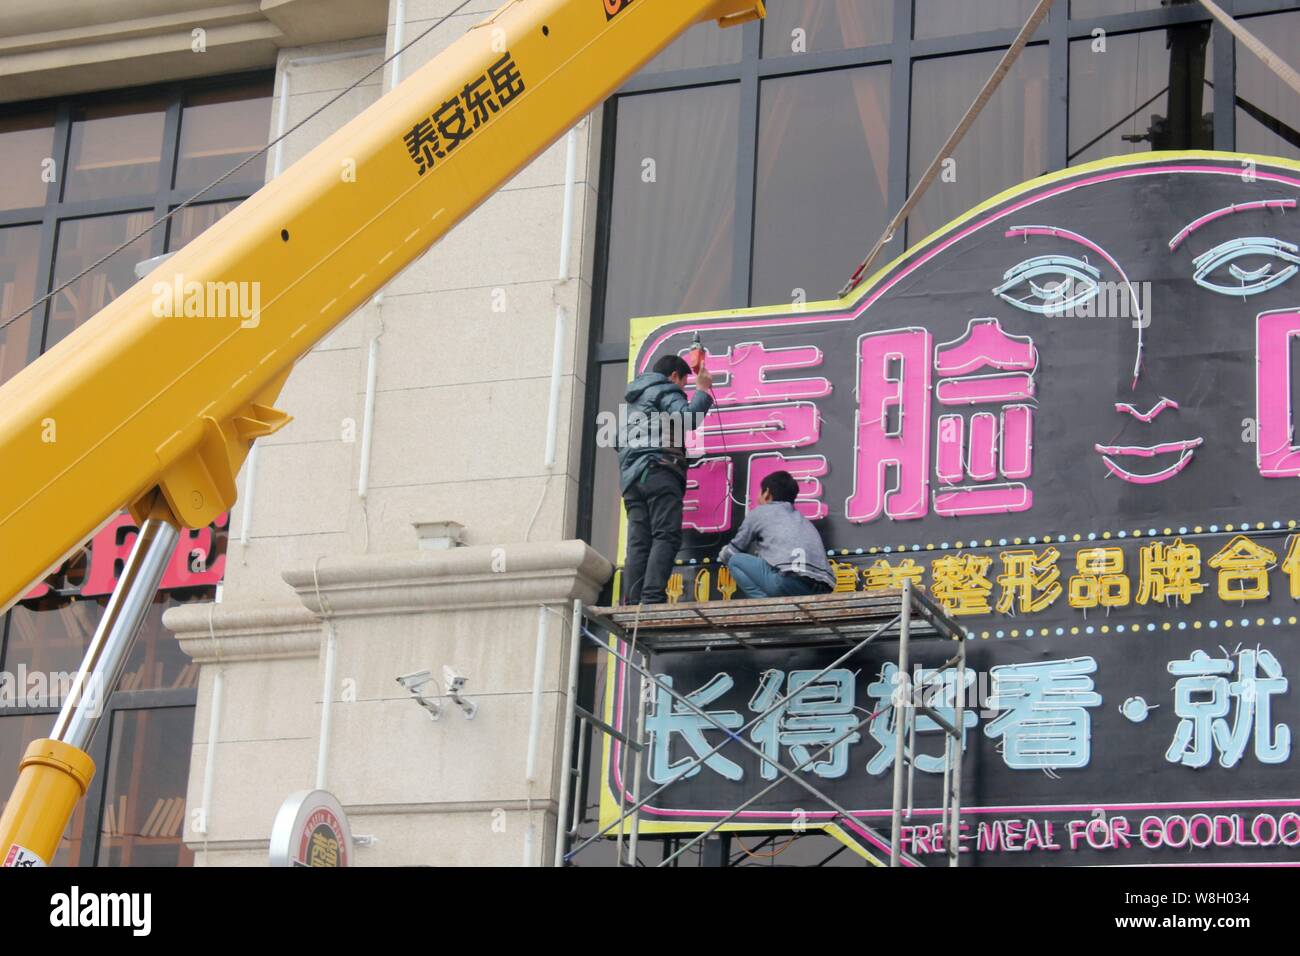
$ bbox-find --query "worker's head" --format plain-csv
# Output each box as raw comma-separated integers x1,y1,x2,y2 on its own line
653,354,693,387
759,470,799,506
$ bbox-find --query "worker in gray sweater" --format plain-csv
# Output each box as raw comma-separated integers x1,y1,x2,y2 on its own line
718,470,835,598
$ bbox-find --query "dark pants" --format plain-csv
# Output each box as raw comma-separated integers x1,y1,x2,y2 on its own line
622,464,685,605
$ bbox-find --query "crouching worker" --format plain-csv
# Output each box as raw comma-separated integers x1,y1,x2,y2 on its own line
718,470,835,599
617,355,714,605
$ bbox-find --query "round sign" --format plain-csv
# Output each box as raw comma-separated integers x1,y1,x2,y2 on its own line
269,790,352,867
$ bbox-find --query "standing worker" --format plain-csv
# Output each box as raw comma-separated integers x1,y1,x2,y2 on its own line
617,354,713,605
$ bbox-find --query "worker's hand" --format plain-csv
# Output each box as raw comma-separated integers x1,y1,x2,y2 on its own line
695,368,713,391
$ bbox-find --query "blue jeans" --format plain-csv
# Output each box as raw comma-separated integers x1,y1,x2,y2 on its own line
725,552,824,599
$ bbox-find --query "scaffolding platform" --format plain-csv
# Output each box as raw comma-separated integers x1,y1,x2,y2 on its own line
588,586,964,653
555,580,969,868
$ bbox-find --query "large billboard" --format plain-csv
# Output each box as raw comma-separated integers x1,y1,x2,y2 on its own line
602,152,1300,865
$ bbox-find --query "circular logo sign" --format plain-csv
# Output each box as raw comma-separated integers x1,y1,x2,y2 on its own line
269,790,351,867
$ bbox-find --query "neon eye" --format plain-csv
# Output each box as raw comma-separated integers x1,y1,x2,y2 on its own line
992,255,1101,315
1192,236,1300,298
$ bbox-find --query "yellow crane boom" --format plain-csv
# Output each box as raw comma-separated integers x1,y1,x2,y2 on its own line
0,0,764,867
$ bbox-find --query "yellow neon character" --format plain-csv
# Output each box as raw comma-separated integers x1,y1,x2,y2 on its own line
995,547,1063,615
1068,547,1130,609
666,572,685,605
1207,535,1277,602
716,566,738,602
694,568,711,603
861,558,923,592
1137,538,1206,605
830,560,861,593
1282,536,1300,600
930,554,994,617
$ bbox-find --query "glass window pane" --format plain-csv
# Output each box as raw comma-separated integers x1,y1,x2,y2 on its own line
914,0,1042,40
602,85,739,341
174,84,271,191
0,714,88,865
753,65,891,305
1071,0,1165,17
0,112,55,211
589,362,628,566
64,99,167,203
96,707,195,866
1236,12,1300,161
0,224,42,385
762,0,893,57
909,47,1049,244
639,19,743,74
1070,26,1213,165
6,592,204,693
45,211,153,351
167,200,242,252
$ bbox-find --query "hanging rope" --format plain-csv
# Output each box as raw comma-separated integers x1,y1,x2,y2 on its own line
838,0,1056,298
1197,0,1300,99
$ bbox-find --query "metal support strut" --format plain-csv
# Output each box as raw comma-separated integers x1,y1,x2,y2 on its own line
0,501,178,865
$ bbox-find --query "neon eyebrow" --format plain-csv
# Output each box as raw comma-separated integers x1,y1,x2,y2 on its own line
1168,199,1297,251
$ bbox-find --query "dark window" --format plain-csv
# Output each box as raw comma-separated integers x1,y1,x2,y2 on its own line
46,211,153,350
0,224,42,384
175,84,271,191
1071,0,1166,17
96,708,196,867
167,200,243,252
909,46,1049,243
64,99,168,203
0,112,55,212
762,0,893,57
600,85,741,343
1236,11,1300,160
1070,26,1214,165
913,0,1043,39
639,20,743,74
752,65,892,305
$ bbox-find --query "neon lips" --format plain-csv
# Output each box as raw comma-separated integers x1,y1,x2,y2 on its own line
1095,438,1204,484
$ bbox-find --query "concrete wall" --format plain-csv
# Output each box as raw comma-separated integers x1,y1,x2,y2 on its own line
158,0,610,866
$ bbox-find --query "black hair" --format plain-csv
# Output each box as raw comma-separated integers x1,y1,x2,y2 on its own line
761,470,800,504
653,354,692,380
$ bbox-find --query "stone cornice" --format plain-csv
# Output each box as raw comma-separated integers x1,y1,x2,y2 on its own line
164,601,323,663
164,541,613,661
282,540,613,617
0,0,387,103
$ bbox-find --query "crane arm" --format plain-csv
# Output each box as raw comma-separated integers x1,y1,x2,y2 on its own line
0,0,763,612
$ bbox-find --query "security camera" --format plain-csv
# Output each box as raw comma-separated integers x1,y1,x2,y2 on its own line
396,670,440,720
396,669,433,692
442,666,477,720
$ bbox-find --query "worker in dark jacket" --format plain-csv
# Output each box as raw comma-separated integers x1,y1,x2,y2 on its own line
719,470,835,598
617,354,713,605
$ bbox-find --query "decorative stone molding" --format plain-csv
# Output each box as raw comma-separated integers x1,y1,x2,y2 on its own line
282,540,613,618
166,540,612,661
0,0,387,102
164,601,322,664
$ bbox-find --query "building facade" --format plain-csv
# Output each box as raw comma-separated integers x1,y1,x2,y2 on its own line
1,0,1299,866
